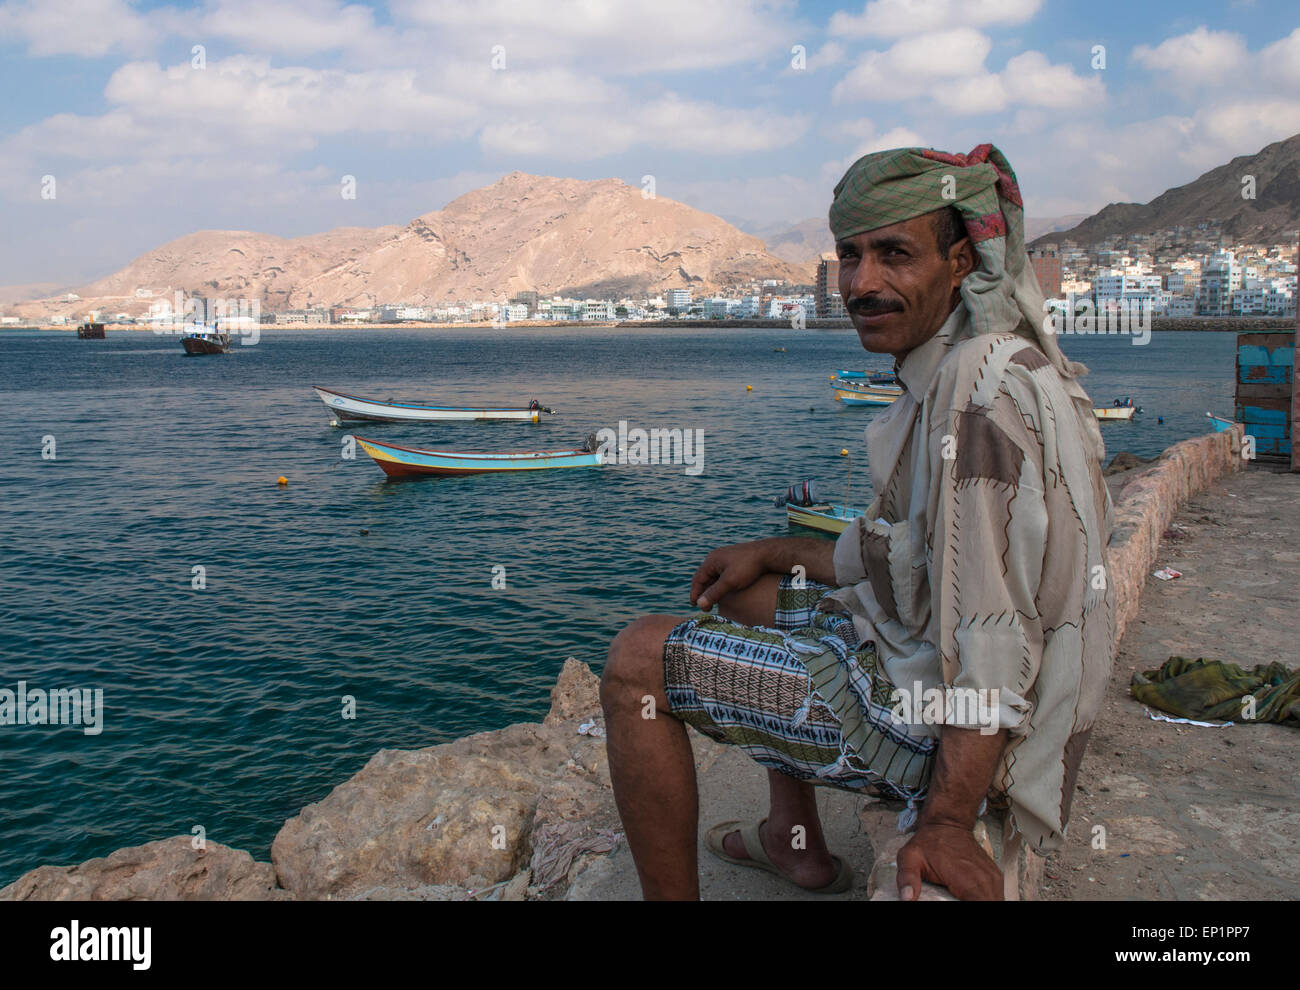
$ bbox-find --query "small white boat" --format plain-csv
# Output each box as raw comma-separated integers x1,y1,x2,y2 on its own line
1094,406,1136,421
313,386,552,424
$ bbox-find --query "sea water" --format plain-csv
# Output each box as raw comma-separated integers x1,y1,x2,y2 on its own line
0,326,1235,883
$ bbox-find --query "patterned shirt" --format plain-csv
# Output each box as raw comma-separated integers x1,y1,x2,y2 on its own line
827,303,1116,852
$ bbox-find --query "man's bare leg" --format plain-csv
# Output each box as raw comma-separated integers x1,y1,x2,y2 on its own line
601,613,701,900
713,575,838,889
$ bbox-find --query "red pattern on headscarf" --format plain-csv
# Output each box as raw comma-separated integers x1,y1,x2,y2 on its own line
965,211,1008,243
919,143,1024,209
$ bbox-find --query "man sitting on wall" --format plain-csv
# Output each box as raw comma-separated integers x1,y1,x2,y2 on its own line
600,143,1115,900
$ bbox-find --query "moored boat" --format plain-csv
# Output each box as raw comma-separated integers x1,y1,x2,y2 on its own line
77,322,106,339
775,480,864,534
834,369,896,384
1094,406,1136,421
1206,411,1235,432
355,436,602,479
833,381,902,406
785,501,865,534
315,386,553,424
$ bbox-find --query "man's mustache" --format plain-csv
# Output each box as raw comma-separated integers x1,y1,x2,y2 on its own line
846,295,904,317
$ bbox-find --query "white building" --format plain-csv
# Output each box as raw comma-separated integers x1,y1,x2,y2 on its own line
666,289,692,310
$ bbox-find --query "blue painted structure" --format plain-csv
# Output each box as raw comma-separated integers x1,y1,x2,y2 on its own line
1234,331,1294,462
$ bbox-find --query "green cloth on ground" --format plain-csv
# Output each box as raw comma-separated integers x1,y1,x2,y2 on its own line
1131,656,1300,726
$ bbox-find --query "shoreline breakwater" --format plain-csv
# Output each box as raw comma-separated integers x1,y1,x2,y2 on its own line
0,427,1253,901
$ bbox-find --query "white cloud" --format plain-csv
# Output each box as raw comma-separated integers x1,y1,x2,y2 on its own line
833,32,1100,113
833,28,993,103
0,0,187,57
479,93,808,159
1260,27,1300,91
391,0,803,75
830,0,1042,39
1131,26,1248,88
197,0,384,56
1001,51,1104,109
101,58,481,143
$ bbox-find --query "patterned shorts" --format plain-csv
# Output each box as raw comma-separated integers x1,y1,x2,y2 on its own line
663,577,934,800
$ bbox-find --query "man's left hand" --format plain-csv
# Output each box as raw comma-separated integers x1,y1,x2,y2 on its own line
895,822,1004,900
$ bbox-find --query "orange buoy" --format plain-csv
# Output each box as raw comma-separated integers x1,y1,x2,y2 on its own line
277,476,288,485
840,449,849,456
746,385,753,391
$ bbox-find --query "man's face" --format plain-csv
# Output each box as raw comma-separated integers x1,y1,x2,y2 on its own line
835,211,975,358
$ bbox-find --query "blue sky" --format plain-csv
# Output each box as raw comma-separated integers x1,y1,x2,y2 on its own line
2,0,1298,287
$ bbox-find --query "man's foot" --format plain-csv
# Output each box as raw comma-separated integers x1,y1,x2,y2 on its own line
719,819,841,890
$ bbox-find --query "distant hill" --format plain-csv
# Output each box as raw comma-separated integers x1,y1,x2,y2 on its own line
1023,214,1090,242
1031,132,1300,247
12,173,814,320
751,218,835,264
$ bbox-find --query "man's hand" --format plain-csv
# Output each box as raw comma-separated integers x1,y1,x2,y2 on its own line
895,823,1003,900
896,724,1009,900
690,537,838,611
690,542,769,611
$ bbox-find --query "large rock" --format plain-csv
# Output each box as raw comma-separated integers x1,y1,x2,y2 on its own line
0,837,287,901
544,656,603,726
271,705,609,899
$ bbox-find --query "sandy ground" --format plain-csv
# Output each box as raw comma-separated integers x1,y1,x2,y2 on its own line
1044,464,1300,900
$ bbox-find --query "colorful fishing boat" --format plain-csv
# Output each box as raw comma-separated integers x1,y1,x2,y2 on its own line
1094,406,1136,421
833,380,902,406
314,386,553,424
785,501,865,534
834,370,896,384
354,436,602,479
1206,411,1235,432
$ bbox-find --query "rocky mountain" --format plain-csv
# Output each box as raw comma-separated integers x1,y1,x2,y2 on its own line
1031,132,1300,247
11,173,814,320
285,172,811,308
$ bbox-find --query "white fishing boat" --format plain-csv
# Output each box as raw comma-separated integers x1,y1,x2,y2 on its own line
313,386,553,424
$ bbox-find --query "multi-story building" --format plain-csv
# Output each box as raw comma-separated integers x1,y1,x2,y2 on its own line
1200,251,1239,316
666,289,692,311
583,300,616,321
816,256,847,318
1029,247,1063,297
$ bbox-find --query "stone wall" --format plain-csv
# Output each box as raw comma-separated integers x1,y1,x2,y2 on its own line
1106,426,1245,644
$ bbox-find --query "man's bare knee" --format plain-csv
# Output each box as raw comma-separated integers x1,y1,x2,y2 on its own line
602,615,678,717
